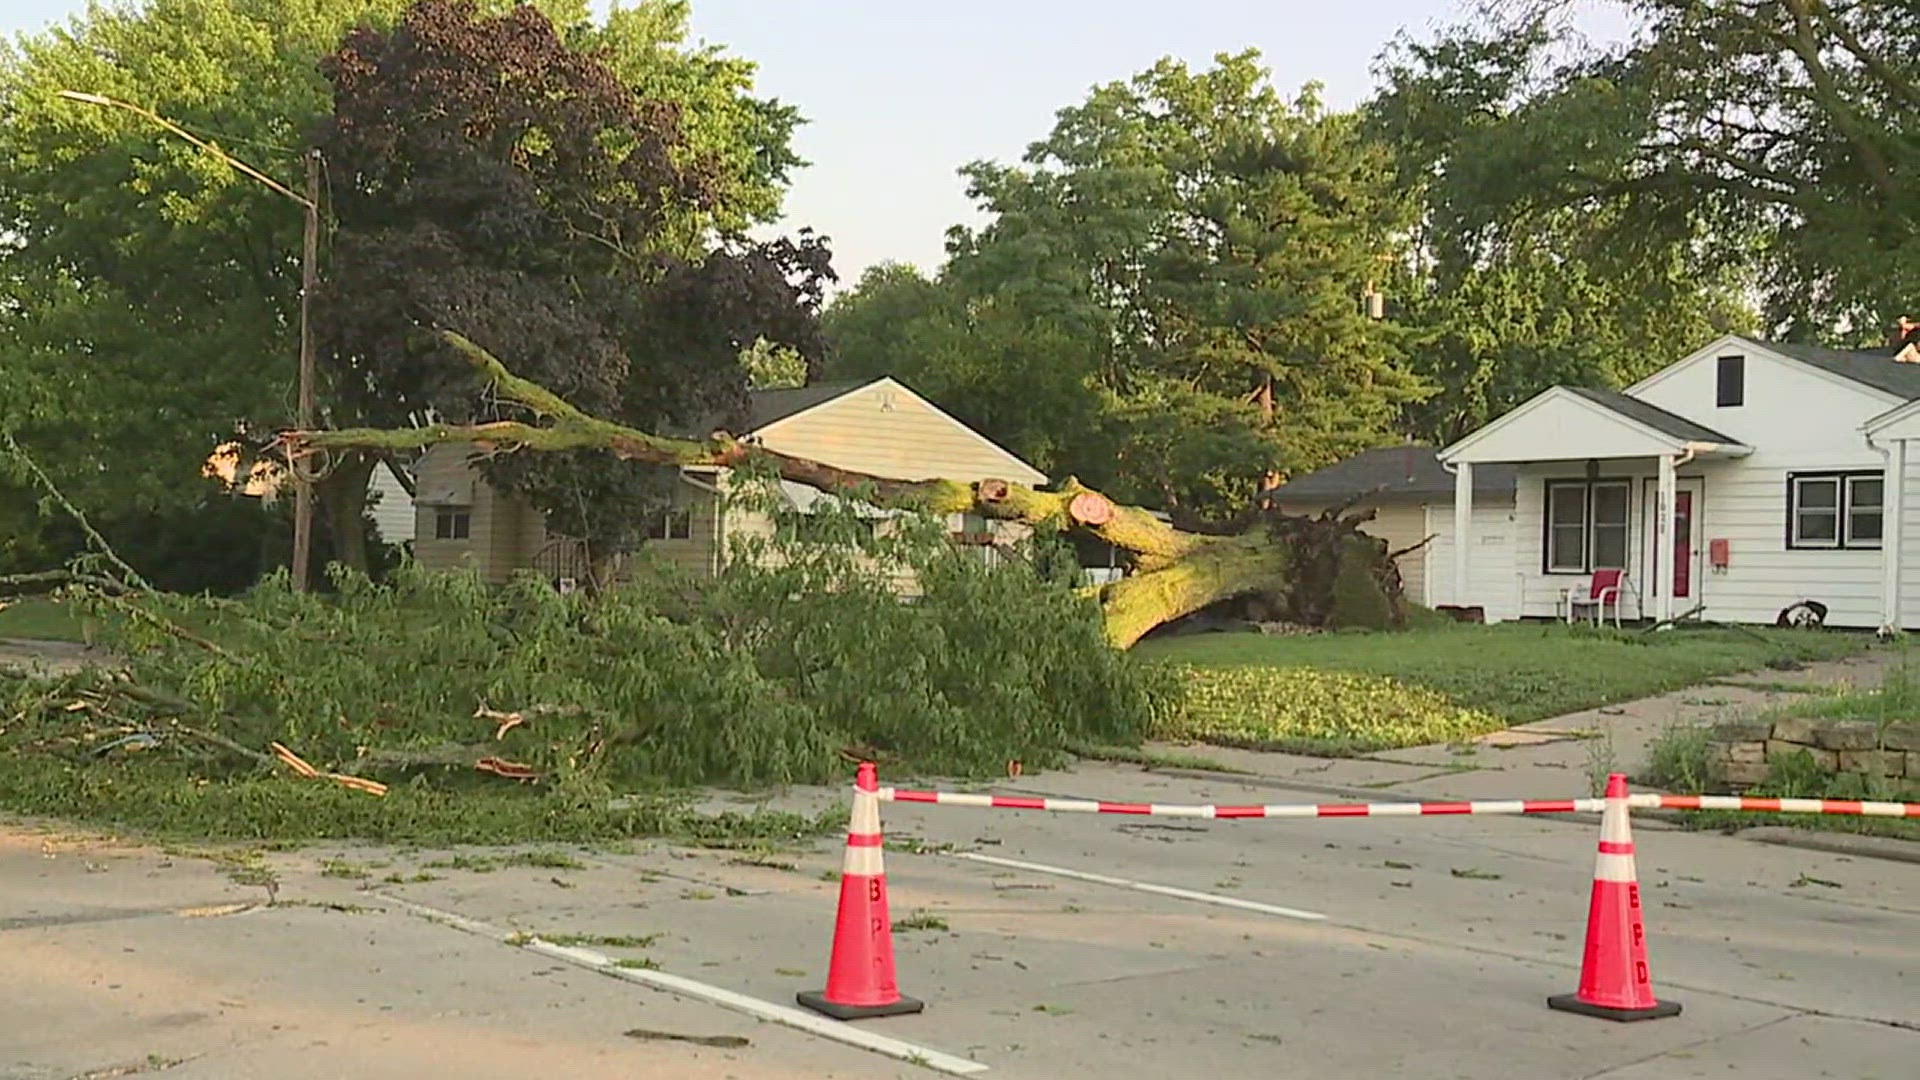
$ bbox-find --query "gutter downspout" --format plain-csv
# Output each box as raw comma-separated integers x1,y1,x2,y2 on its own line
1440,458,1472,617
1866,429,1902,636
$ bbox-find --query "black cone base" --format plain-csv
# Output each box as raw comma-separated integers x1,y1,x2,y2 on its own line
1548,993,1682,1022
796,990,925,1020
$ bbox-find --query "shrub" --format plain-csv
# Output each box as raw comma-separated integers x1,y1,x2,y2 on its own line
1642,722,1720,792
7,474,1161,791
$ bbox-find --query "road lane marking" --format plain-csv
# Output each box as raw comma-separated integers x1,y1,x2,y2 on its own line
377,895,988,1076
949,852,1327,922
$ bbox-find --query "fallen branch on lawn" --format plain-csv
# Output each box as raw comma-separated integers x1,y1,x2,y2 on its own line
270,741,389,796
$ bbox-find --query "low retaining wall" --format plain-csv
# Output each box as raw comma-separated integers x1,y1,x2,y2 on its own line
1711,717,1920,797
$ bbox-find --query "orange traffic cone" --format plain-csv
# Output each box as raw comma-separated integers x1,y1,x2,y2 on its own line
1548,772,1682,1021
796,762,925,1020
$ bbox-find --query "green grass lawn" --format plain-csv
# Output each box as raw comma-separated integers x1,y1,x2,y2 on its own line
1138,623,1873,755
1141,624,1870,722
0,597,90,642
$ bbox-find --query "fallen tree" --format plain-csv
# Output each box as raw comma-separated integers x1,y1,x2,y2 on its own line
278,332,1410,648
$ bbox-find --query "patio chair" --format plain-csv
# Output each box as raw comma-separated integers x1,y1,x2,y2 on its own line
1560,569,1629,629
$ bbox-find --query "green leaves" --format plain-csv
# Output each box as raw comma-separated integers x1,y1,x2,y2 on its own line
826,52,1428,524
1367,18,1758,442
1379,2,1918,343
1157,664,1500,755
2,490,1160,792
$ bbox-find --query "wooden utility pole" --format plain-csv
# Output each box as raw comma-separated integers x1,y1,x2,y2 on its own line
291,149,321,592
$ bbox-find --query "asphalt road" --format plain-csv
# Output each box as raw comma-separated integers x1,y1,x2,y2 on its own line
4,764,1917,1079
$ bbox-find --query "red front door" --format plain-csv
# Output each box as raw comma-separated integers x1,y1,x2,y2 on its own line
1672,491,1693,599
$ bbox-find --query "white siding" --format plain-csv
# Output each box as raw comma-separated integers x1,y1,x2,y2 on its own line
1630,343,1901,454
1630,348,1902,628
366,462,415,545
1423,500,1523,622
1902,470,1920,629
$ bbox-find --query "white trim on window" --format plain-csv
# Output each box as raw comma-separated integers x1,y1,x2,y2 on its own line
1544,478,1631,573
1546,481,1587,572
1790,476,1841,548
1786,472,1883,550
1844,474,1884,548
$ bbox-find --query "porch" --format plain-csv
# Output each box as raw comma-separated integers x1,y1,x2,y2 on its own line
1437,386,1754,624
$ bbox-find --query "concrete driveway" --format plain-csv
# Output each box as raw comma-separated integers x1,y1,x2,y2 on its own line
4,763,1917,1079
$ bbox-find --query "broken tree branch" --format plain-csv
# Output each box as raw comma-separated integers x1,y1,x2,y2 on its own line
278,330,1407,646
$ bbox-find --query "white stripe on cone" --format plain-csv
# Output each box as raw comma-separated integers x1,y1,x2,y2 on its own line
843,845,884,877
1593,852,1636,883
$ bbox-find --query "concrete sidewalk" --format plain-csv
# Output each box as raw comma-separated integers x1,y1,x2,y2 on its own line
1133,648,1919,861
1148,648,1904,799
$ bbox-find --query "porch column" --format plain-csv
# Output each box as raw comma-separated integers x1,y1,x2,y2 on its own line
1883,439,1907,632
1453,462,1473,608
1655,454,1677,624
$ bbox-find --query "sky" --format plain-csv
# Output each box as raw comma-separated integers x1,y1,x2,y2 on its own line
2,0,1631,286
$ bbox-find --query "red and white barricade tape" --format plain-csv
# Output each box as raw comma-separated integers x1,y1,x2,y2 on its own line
878,787,1920,819
1651,793,1920,817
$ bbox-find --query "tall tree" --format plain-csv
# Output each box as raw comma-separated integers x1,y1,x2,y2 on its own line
828,52,1430,526
0,0,802,576
1366,22,1755,441
317,0,831,582
1420,1,1916,340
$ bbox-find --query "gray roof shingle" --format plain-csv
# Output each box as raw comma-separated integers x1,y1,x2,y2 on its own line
676,378,877,438
745,380,873,431
1760,341,1919,399
1267,445,1517,503
1564,386,1743,445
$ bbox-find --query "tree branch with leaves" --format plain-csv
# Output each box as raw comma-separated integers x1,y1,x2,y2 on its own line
280,331,1409,648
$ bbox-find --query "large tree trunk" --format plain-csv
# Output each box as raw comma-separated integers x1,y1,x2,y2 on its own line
280,332,1407,646
316,452,377,574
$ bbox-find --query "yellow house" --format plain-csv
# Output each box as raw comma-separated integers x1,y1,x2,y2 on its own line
410,377,1050,585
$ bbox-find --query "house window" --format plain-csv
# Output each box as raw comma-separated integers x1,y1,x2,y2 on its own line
433,508,470,540
1788,472,1881,549
1716,355,1744,407
1544,479,1631,573
950,512,993,546
1848,476,1883,544
645,507,693,541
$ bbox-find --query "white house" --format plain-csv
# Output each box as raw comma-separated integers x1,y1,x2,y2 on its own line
1435,331,1920,630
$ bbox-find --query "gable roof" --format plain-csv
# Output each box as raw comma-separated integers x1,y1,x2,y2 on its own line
1627,333,1916,405
1562,386,1740,444
1759,341,1919,399
1267,445,1516,503
1440,384,1753,465
745,380,873,431
750,376,1048,486
676,379,876,439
